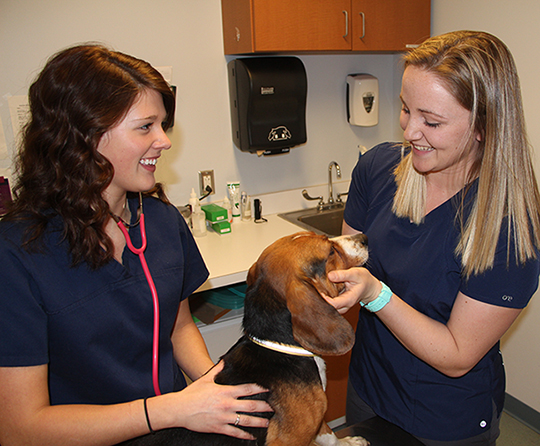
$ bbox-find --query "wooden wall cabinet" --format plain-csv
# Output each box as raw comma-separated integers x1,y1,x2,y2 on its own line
221,0,431,55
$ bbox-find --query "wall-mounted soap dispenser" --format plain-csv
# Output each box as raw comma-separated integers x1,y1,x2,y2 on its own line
227,57,307,156
347,74,378,127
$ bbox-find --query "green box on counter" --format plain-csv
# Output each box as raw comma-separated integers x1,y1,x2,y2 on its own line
211,220,231,234
201,203,228,222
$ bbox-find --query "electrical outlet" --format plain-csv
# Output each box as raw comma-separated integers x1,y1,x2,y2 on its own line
198,170,215,196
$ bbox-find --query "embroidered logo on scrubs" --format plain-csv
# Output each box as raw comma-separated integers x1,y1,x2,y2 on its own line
502,295,513,302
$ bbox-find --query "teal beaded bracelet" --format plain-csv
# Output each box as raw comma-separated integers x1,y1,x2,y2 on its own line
360,281,392,312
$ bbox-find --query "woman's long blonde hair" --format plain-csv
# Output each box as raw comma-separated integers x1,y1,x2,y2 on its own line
393,31,540,278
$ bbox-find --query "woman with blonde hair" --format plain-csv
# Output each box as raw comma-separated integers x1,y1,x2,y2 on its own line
327,31,540,445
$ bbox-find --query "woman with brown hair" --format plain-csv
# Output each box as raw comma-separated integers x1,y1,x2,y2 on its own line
0,44,270,445
327,31,540,445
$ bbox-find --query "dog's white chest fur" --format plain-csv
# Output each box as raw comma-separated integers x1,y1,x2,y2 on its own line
312,357,368,446
314,356,327,391
315,433,369,446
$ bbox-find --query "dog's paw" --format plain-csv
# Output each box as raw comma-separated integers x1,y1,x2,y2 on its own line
337,436,370,446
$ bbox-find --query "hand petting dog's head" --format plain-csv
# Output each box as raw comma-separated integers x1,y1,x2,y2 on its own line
245,232,368,356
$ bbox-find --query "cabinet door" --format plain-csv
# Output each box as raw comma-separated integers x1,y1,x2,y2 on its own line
352,0,430,52
222,0,255,55
222,0,352,54
323,304,360,423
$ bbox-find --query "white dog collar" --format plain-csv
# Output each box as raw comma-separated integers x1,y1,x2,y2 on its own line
248,336,315,357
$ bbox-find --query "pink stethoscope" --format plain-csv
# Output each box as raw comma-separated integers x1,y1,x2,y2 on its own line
111,193,161,396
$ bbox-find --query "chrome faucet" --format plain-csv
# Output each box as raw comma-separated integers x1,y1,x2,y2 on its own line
302,161,345,211
328,161,341,204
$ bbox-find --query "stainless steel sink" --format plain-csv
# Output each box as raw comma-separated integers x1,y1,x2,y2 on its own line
278,206,345,236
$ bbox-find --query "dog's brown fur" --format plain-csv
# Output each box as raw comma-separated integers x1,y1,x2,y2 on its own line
121,232,369,446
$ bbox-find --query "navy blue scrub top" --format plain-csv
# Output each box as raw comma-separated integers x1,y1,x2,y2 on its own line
344,142,539,441
0,196,209,405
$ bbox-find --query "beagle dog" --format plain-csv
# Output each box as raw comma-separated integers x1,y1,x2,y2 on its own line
121,232,369,446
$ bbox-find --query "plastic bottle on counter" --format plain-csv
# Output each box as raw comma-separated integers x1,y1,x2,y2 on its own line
227,181,241,220
189,188,198,215
241,191,252,221
191,203,207,237
189,188,207,237
222,196,233,223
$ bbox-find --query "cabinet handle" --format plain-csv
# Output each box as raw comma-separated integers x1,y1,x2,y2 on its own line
358,12,366,39
342,10,349,38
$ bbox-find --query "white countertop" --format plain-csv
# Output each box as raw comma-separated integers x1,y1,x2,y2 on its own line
192,180,350,293
194,214,304,292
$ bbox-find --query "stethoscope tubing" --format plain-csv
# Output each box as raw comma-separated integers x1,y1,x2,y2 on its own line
117,212,162,396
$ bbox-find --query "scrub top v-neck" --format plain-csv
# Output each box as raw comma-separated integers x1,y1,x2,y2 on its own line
0,196,208,405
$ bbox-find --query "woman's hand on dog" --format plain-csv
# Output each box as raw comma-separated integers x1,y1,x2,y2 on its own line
324,267,382,314
148,361,272,440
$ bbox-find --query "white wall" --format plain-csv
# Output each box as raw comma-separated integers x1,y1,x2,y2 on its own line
0,0,403,207
432,0,540,413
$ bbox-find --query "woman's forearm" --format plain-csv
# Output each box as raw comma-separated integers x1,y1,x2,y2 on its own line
171,299,214,381
328,268,522,377
0,383,149,446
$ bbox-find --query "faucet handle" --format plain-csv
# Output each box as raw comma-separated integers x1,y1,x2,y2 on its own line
337,191,348,202
302,189,324,207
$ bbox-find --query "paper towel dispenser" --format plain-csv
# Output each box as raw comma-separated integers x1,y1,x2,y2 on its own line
227,57,307,155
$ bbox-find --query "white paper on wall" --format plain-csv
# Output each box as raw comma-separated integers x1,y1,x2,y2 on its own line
0,117,7,160
8,95,30,148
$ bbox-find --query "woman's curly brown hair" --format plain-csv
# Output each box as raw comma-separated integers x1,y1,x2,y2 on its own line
3,44,175,268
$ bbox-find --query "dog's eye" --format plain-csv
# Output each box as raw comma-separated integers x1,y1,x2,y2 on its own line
329,244,345,263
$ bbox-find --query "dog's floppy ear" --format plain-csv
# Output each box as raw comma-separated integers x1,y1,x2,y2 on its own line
246,261,258,287
243,262,294,342
286,279,355,356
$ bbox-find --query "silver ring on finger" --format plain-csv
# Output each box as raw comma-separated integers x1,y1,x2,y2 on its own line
234,414,240,426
